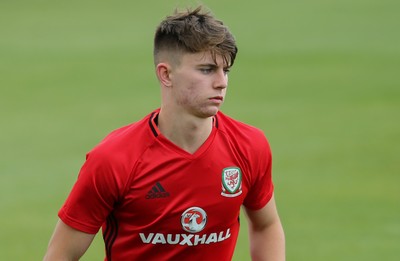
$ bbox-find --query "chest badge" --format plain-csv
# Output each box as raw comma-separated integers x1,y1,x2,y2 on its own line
181,207,207,233
221,167,242,197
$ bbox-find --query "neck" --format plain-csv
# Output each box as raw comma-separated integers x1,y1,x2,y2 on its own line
157,108,214,154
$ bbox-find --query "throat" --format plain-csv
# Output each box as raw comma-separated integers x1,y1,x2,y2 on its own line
158,114,214,154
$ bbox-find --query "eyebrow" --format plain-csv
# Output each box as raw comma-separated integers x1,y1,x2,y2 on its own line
197,63,230,70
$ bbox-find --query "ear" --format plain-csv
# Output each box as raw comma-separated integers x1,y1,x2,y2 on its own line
156,63,172,87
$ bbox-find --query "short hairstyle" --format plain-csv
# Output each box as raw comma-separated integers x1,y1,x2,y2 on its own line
154,6,238,67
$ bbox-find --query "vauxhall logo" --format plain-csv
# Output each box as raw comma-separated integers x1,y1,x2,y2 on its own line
139,207,231,246
139,229,231,246
181,207,207,233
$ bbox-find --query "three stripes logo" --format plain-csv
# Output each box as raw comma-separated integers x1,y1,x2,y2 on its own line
145,182,170,199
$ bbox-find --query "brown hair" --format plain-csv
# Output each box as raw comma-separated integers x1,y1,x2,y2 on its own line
154,6,238,67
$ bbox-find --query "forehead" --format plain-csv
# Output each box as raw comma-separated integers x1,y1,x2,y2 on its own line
180,51,227,67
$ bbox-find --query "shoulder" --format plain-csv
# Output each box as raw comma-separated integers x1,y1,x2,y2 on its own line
216,111,270,150
216,112,273,192
87,111,157,166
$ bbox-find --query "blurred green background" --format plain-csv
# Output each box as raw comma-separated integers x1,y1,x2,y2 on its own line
1,0,399,260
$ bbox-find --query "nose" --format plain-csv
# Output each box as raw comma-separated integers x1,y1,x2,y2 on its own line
213,69,228,89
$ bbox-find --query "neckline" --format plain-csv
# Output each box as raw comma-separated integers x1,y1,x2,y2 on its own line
148,110,218,158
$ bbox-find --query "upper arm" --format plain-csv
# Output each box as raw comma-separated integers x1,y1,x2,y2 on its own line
244,195,286,260
44,219,96,261
244,194,281,230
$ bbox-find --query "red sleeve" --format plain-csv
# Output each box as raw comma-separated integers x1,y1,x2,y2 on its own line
243,136,274,210
58,149,129,234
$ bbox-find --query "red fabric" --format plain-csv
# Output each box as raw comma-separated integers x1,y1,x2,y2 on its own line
58,109,273,260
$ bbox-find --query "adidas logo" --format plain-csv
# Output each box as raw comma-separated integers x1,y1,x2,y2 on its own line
145,182,170,199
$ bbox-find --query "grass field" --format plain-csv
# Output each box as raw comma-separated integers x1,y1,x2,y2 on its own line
1,0,399,260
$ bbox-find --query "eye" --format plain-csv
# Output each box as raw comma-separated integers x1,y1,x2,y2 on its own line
200,68,213,74
223,68,231,75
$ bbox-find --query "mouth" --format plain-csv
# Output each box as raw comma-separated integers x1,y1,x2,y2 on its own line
209,96,224,102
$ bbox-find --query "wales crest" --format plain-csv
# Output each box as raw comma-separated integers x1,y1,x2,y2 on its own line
221,167,242,197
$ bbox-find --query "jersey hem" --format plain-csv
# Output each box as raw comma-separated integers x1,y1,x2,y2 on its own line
243,187,274,211
58,209,99,234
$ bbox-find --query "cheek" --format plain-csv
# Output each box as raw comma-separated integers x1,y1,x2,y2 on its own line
174,84,195,106
179,80,200,98
172,73,206,105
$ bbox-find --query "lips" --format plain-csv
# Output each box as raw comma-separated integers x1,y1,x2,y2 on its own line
209,96,223,101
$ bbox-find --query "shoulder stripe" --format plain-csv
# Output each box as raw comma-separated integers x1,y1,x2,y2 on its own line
213,115,219,128
103,213,118,261
149,112,159,137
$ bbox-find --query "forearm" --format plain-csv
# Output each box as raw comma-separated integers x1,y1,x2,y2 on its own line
248,219,285,261
43,249,80,261
43,220,95,261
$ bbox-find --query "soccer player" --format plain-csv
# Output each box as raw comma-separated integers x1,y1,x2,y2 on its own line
44,6,285,261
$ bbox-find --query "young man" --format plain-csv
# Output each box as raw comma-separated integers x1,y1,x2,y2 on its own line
44,6,285,261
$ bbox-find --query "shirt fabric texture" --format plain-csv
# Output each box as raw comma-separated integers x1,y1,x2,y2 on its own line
59,109,274,260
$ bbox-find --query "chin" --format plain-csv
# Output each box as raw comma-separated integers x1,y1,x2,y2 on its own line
201,108,219,118
191,105,220,118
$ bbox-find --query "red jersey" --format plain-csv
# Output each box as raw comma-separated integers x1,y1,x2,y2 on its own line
59,109,274,260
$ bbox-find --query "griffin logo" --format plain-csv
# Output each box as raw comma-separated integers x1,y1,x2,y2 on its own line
221,167,242,197
181,207,207,233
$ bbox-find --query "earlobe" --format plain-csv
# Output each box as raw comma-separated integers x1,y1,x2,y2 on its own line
156,63,172,87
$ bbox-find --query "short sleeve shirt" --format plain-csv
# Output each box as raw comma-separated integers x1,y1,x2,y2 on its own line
59,110,274,260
